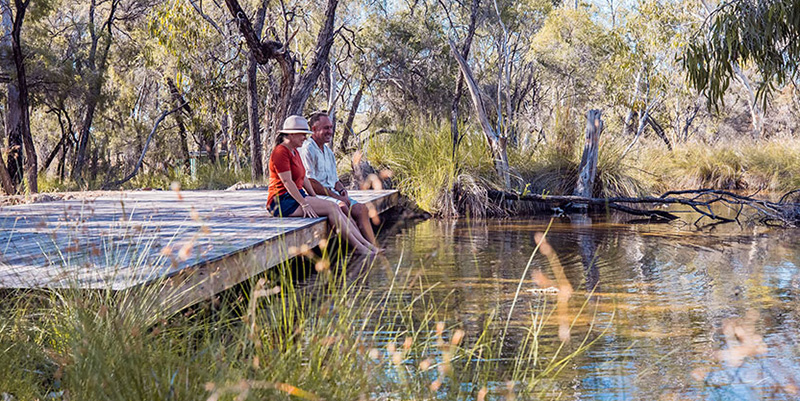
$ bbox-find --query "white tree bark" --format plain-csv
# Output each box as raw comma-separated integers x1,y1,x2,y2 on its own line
448,38,510,188
732,63,764,138
574,110,604,200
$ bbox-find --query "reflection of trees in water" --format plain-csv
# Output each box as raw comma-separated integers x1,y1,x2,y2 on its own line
567,214,601,292
364,218,800,398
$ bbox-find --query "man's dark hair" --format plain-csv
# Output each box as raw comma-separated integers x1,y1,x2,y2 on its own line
307,110,330,130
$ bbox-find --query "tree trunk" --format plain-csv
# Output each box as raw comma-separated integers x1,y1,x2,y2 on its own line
74,100,98,181
40,135,65,174
89,138,102,182
338,84,363,154
573,109,603,201
58,139,68,181
681,101,700,142
0,142,13,193
166,78,191,170
2,1,21,192
3,0,35,193
732,63,764,138
3,81,22,191
270,55,294,146
448,38,510,188
646,115,671,150
246,2,267,180
247,54,264,179
450,0,480,159
286,0,339,115
72,0,117,183
325,60,337,143
622,68,643,136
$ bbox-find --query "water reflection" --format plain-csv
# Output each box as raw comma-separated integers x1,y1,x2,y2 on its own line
362,216,800,399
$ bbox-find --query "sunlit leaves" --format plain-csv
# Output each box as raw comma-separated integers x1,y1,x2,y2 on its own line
683,0,800,110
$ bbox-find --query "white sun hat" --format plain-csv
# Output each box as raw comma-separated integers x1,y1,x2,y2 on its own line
279,115,313,134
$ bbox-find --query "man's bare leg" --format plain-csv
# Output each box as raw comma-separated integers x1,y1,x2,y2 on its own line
340,202,377,245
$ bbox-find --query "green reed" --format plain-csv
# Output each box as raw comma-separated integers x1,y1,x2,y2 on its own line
0,227,602,400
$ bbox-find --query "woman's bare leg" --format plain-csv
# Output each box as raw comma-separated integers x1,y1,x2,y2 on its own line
291,197,375,254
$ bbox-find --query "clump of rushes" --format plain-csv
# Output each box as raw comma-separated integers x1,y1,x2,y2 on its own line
739,138,800,193
661,145,747,190
0,231,602,400
365,122,497,217
512,137,653,198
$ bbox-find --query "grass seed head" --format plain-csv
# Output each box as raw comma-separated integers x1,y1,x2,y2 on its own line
315,259,331,272
451,329,465,346
477,387,488,401
368,348,380,360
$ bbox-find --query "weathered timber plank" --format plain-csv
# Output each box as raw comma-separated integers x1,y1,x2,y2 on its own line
157,219,329,316
0,189,398,293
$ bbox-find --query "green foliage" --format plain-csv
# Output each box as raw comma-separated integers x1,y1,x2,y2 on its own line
127,163,254,191
366,123,496,217
528,7,616,103
513,137,653,198
0,240,599,400
683,0,800,108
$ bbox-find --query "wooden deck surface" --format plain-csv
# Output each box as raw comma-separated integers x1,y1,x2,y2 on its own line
0,189,398,298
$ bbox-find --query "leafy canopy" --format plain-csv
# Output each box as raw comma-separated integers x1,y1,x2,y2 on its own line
683,0,800,109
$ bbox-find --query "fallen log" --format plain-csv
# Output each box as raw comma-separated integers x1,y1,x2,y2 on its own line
489,188,800,226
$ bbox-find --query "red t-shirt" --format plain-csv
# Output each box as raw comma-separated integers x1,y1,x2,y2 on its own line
267,144,306,206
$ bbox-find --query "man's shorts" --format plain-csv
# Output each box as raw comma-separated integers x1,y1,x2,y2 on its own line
319,188,357,207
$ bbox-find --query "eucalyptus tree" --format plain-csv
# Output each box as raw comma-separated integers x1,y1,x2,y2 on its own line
603,0,692,154
684,0,800,111
71,0,121,183
684,0,800,138
149,0,252,167
1,0,37,193
222,0,340,141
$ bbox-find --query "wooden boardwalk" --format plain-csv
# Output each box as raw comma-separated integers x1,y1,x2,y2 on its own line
0,189,398,311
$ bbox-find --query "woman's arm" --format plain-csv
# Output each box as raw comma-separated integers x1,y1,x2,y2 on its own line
277,171,318,217
302,176,318,197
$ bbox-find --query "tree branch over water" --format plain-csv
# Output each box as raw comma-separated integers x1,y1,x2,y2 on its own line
489,189,800,226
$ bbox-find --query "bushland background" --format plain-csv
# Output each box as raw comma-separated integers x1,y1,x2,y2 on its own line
1,0,798,215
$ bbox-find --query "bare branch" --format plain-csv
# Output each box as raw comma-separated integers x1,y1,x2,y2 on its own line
187,0,225,36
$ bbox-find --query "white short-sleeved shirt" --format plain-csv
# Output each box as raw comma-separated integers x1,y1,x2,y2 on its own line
299,139,339,189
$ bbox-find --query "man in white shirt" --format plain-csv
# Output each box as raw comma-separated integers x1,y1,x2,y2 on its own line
300,111,377,245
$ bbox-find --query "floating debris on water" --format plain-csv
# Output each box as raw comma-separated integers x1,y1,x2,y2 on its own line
527,286,560,294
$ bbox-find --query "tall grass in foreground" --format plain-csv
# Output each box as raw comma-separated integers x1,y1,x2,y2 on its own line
0,236,602,400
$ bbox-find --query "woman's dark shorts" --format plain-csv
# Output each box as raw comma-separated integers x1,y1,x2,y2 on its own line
268,189,307,217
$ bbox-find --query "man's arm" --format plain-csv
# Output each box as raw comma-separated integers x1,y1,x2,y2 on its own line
333,180,348,199
308,177,348,203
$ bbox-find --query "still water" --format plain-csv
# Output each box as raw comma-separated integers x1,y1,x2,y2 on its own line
359,216,800,399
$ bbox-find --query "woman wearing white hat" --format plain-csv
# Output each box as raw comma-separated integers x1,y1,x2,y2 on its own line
267,115,380,255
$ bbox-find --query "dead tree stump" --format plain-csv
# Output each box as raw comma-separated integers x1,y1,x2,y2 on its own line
573,109,604,204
